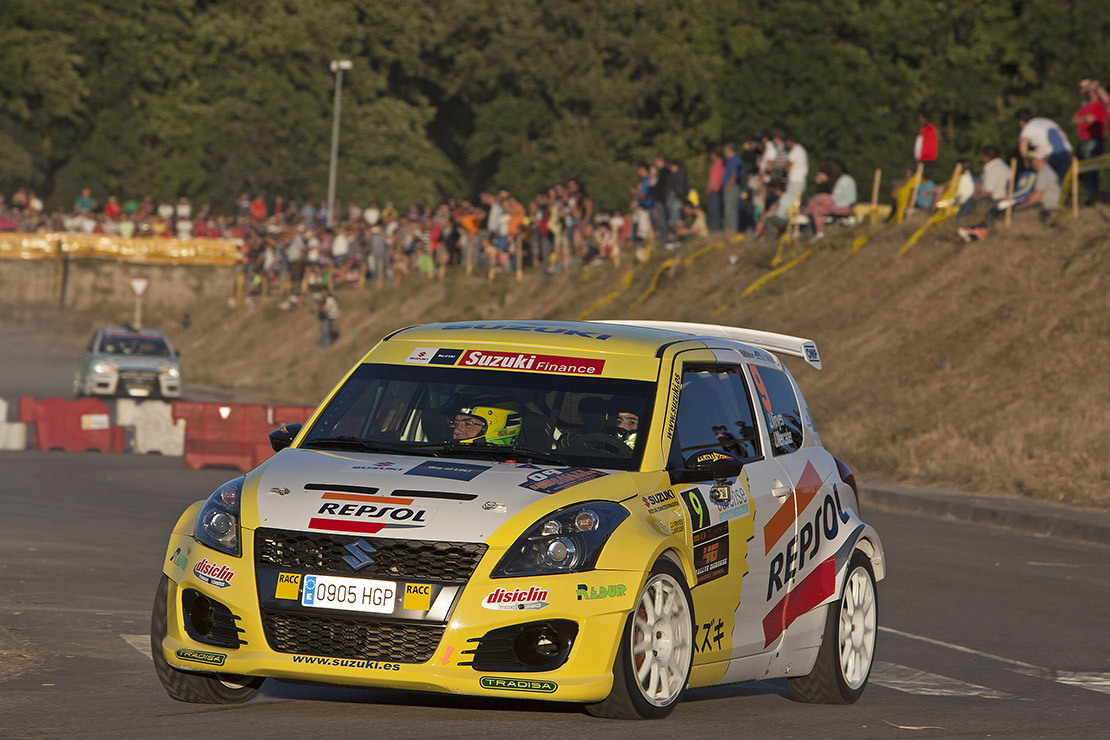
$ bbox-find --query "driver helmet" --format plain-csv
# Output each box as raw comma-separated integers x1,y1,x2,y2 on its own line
448,404,521,446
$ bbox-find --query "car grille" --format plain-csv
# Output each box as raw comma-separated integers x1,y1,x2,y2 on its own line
260,611,445,663
254,528,487,583
119,369,157,390
255,528,484,664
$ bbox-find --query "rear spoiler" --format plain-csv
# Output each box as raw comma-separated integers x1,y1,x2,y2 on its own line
592,320,821,370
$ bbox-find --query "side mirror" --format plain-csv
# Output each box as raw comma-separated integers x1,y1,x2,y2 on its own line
668,451,743,486
269,423,302,452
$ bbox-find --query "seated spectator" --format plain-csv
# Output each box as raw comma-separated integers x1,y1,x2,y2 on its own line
958,154,1059,241
803,159,857,239
914,162,938,212
977,146,1011,202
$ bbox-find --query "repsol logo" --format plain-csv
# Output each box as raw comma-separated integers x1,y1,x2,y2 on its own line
766,487,851,600
317,503,428,522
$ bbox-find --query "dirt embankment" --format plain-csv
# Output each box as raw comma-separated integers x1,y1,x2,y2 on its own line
4,207,1109,508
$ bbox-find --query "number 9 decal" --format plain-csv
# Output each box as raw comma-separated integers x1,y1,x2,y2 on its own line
681,487,710,532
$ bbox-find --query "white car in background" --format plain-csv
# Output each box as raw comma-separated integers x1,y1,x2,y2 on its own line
75,326,183,399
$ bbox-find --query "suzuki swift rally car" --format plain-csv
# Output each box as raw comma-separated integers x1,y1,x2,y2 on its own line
152,319,884,719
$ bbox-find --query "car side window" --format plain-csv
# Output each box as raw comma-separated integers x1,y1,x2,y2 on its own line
748,364,803,456
669,365,761,465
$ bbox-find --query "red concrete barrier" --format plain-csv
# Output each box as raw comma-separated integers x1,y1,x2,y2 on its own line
17,396,126,452
172,401,272,471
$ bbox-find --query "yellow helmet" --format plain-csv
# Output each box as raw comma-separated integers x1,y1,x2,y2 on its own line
449,405,521,446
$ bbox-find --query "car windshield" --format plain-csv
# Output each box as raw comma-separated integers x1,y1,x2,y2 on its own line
303,363,656,471
99,333,172,357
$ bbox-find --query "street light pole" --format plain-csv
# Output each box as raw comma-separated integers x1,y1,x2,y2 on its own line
327,59,352,228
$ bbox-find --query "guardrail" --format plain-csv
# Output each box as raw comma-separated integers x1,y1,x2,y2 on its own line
0,232,241,266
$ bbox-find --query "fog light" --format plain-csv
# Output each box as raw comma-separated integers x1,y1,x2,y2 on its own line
186,592,215,637
514,624,563,666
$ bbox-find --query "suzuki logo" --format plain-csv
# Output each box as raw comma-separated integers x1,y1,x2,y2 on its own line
342,540,377,570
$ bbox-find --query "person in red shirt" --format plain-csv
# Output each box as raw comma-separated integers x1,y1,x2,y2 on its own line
1073,77,1108,204
914,105,938,163
250,195,267,221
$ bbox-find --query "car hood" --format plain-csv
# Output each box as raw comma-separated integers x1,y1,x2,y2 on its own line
252,448,627,544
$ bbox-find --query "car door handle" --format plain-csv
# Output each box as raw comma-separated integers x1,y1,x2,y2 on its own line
771,480,793,500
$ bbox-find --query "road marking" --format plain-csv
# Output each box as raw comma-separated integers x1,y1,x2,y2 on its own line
881,626,1110,696
870,662,1014,699
122,634,151,659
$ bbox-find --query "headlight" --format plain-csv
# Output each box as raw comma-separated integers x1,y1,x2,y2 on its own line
92,362,116,374
492,502,628,578
194,477,244,557
161,367,181,378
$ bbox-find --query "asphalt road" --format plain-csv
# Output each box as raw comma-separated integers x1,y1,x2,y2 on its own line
2,332,1108,738
0,450,1107,740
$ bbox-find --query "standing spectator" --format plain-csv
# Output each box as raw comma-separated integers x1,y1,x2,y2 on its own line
1016,109,1073,182
250,194,267,222
1072,77,1108,204
651,154,670,242
666,160,690,234
104,195,121,219
317,287,339,348
74,188,96,214
914,105,938,163
721,142,743,232
705,147,724,231
630,163,655,242
363,202,381,226
776,132,808,219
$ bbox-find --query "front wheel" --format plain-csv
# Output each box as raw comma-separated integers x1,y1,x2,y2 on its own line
150,574,263,704
586,559,694,719
788,551,877,704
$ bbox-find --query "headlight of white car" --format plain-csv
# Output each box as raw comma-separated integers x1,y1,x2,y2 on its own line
161,367,181,378
492,502,628,577
92,362,116,374
194,477,244,557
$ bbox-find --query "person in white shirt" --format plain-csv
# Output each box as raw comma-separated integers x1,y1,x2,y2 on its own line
1016,109,1073,181
977,146,1012,201
776,132,808,218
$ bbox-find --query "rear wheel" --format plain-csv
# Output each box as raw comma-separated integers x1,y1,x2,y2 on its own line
789,552,877,704
150,574,263,704
586,559,693,719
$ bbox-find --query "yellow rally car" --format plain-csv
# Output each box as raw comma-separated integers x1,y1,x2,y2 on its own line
152,319,885,719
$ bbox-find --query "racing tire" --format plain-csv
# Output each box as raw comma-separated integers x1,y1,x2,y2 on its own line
788,552,877,704
150,574,263,704
586,559,694,720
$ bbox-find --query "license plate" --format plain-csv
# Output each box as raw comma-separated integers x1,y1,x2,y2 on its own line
301,575,397,614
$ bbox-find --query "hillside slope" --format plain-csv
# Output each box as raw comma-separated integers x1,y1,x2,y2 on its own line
5,207,1108,507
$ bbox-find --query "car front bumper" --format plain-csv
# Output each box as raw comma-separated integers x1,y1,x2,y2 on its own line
157,531,644,703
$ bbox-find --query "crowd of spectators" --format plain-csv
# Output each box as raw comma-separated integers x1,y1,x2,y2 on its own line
3,75,1108,288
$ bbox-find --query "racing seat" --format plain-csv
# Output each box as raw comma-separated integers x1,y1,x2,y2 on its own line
420,408,451,444
557,397,623,451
